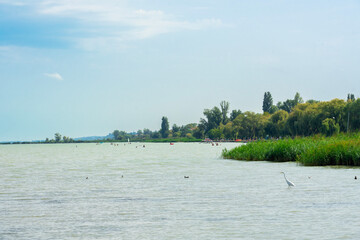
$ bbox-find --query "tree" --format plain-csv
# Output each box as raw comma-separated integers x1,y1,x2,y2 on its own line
143,128,151,136
192,127,204,139
265,110,289,136
294,92,304,105
345,99,360,132
54,133,61,142
179,123,197,137
199,107,222,135
347,93,355,102
172,124,180,134
262,92,273,113
151,131,161,138
160,116,170,138
230,109,242,121
277,92,304,113
137,130,143,136
113,130,121,140
307,99,319,104
321,118,339,136
220,100,230,124
232,112,268,139
268,105,278,114
208,128,223,140
222,122,235,139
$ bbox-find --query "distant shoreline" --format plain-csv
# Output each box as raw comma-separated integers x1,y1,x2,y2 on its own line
0,138,202,145
0,138,250,145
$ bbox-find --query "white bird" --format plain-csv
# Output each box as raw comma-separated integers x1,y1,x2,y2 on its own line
281,172,295,187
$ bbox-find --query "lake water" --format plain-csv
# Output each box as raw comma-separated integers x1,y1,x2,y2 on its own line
1,142,360,239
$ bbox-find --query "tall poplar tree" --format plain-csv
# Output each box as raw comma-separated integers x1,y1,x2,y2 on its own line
262,92,273,113
220,100,230,124
160,116,170,138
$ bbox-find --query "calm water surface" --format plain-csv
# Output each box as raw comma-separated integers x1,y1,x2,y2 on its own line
1,143,360,239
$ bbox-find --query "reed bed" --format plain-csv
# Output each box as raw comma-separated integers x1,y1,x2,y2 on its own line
222,134,360,166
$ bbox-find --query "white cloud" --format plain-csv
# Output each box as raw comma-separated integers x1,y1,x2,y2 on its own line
0,0,223,50
44,72,63,81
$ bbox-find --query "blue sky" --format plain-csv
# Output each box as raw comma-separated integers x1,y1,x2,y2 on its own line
1,0,360,141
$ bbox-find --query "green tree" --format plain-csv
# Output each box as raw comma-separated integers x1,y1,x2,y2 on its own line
192,127,204,139
294,92,304,105
172,124,180,134
345,99,360,131
347,93,355,102
55,133,61,142
199,106,222,135
268,105,278,114
265,110,289,137
306,99,319,104
179,123,196,137
151,131,161,138
113,130,121,140
321,118,340,136
262,92,273,113
137,130,143,137
220,100,230,124
143,129,151,136
232,112,269,139
221,122,236,139
160,116,170,138
277,92,304,113
230,109,242,121
208,128,223,140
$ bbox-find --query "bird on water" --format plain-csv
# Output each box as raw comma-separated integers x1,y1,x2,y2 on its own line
281,172,295,187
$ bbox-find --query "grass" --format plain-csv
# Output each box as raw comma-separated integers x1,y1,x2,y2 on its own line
222,133,360,166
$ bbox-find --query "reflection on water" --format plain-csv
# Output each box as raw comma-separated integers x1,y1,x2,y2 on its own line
1,143,360,239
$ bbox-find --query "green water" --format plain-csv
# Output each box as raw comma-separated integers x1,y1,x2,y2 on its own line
1,143,360,239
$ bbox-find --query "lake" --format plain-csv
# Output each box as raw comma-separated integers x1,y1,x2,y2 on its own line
1,142,360,239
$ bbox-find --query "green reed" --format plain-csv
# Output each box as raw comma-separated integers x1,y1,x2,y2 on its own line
222,133,360,166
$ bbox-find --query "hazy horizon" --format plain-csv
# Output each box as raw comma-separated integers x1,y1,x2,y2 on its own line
1,0,360,141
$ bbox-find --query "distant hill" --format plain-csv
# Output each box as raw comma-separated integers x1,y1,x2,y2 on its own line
74,133,114,141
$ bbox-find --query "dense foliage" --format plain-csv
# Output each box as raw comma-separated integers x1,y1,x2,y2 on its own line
196,93,360,140
222,134,360,166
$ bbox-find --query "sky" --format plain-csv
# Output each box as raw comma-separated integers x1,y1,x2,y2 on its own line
1,0,360,141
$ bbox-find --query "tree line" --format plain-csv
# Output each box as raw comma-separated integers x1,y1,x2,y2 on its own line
195,92,360,140
48,92,360,143
118,92,359,141
45,133,75,143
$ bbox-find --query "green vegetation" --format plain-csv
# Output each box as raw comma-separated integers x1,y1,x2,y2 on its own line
195,92,360,141
143,137,202,143
160,116,170,138
7,91,358,146
45,133,75,143
222,133,360,166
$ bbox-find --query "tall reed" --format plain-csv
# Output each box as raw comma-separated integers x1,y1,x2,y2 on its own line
222,133,360,166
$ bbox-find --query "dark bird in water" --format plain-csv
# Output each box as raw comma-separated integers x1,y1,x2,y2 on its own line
355,176,357,180
86,177,88,179
184,176,189,179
